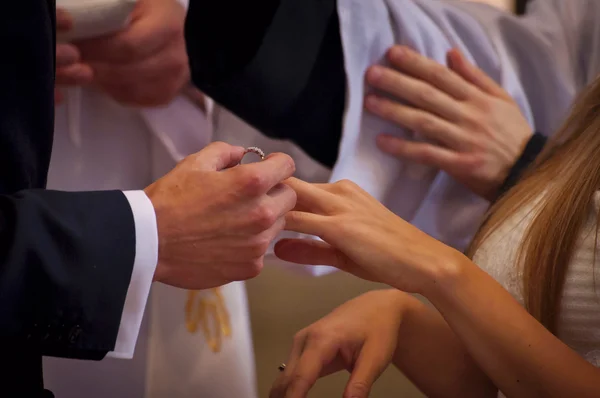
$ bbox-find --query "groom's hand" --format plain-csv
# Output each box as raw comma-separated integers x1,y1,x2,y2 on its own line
146,142,297,289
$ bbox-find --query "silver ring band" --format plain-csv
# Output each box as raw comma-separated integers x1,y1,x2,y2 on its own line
243,146,266,161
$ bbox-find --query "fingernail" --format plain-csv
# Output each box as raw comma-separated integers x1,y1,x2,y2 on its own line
366,66,383,82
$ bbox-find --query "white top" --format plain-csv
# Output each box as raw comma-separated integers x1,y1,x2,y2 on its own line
473,192,600,396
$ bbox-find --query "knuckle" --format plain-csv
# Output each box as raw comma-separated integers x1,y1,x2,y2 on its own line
249,203,277,231
293,330,307,346
251,234,273,257
345,381,371,398
417,88,434,105
240,170,267,196
245,260,264,279
276,153,296,176
334,179,359,194
429,67,450,85
231,259,264,281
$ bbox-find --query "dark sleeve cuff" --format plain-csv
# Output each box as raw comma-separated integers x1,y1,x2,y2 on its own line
497,132,547,197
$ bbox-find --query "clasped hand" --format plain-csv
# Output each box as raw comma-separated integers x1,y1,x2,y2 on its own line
55,0,189,106
148,142,297,290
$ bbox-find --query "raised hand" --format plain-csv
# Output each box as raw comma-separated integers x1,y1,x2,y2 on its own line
74,0,189,106
276,178,463,294
270,290,409,398
365,46,533,200
148,142,297,289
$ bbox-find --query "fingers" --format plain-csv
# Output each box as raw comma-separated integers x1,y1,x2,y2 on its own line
275,239,341,266
376,135,466,172
284,178,338,214
194,142,246,171
270,332,308,398
384,45,475,101
234,153,296,197
284,212,329,238
343,339,391,398
76,4,184,64
366,64,465,122
446,48,512,101
56,8,73,32
89,40,189,106
56,44,80,67
365,95,466,150
267,183,299,220
56,44,94,87
283,340,339,398
55,63,95,86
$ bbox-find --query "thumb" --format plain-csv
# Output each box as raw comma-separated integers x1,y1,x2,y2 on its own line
343,339,392,398
195,142,245,171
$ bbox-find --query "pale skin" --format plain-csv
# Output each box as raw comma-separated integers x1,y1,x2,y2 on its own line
365,45,533,200
269,177,600,398
55,0,189,106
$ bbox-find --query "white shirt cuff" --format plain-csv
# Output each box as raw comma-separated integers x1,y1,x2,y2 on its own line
176,0,189,10
107,190,158,359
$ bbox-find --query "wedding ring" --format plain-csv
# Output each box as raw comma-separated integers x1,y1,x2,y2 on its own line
243,146,266,161
278,363,286,372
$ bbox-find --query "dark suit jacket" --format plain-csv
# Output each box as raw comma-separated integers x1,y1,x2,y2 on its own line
1,1,136,395
185,0,542,189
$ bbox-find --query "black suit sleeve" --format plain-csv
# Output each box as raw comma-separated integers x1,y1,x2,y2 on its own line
1,1,141,393
185,0,345,168
0,190,136,357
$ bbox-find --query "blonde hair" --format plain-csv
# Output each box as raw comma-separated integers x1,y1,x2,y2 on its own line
467,77,600,333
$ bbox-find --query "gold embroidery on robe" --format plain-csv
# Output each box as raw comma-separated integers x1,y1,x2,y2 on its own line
185,288,231,353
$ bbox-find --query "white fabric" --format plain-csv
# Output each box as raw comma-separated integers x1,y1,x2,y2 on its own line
334,0,600,251
56,0,137,41
108,190,158,359
473,192,600,397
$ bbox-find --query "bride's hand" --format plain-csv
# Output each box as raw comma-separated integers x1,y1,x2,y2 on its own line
270,290,410,398
277,178,465,294
365,46,532,200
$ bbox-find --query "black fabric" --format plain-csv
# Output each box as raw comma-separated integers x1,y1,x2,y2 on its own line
0,1,137,394
497,132,547,196
186,0,345,168
515,0,531,15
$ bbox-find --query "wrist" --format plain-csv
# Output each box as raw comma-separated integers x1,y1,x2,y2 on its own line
418,248,473,303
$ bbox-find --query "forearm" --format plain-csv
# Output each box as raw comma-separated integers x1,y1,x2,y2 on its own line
425,257,600,397
393,294,496,397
